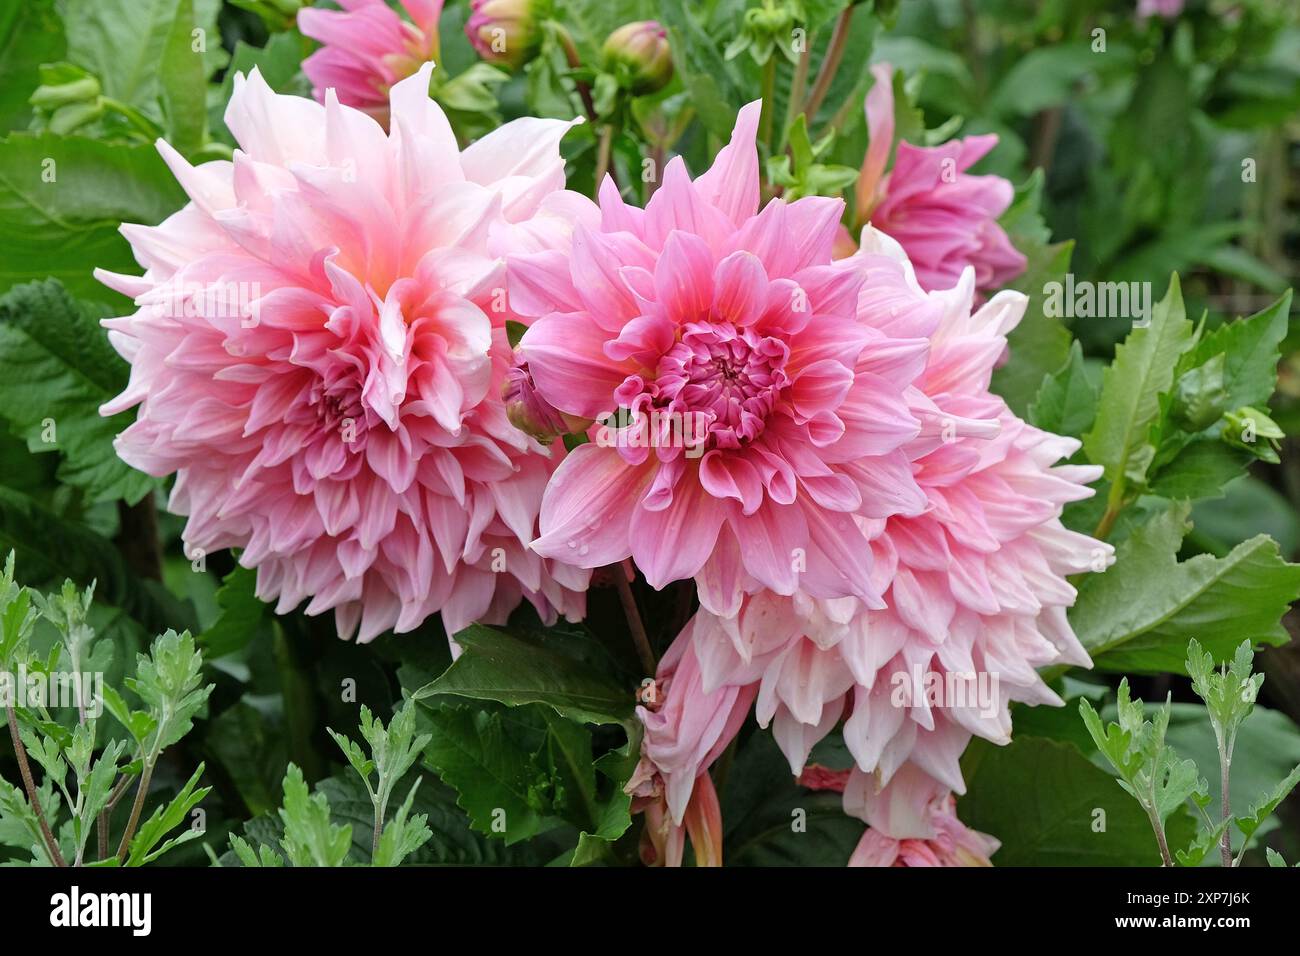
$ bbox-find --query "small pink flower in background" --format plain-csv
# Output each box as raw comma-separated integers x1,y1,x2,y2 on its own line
845,764,999,867
1137,0,1185,19
299,0,443,123
98,64,591,642
511,101,936,612
854,64,1026,296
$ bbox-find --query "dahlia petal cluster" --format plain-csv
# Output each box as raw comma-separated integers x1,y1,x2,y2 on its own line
299,0,443,122
98,64,588,642
854,64,1026,296
513,102,938,613
524,103,1112,864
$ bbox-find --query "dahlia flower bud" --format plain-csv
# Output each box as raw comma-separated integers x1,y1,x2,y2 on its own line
503,361,589,443
602,21,673,96
466,0,543,69
299,0,442,123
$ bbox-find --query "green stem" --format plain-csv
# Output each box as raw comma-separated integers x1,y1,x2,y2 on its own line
115,757,155,864
101,96,163,141
781,44,812,151
594,125,615,198
759,57,777,157
7,706,66,866
1219,736,1233,867
801,6,853,121
610,565,655,676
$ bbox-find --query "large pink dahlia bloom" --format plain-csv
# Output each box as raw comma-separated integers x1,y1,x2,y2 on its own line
854,64,1026,296
624,228,1111,864
97,64,590,641
510,101,935,608
299,0,443,123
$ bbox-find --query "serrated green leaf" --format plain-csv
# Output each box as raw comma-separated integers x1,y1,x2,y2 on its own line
1187,290,1292,411
960,735,1195,866
0,280,156,503
1148,441,1253,501
1072,504,1300,674
991,240,1073,416
413,624,634,726
1028,340,1098,438
279,763,351,867
1083,275,1195,488
1235,763,1300,844
126,763,210,865
0,134,185,301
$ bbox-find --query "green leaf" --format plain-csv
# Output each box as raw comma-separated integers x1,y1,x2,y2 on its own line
0,133,185,301
420,702,564,846
228,833,284,867
1235,763,1300,845
0,481,193,637
1164,703,1300,827
959,735,1195,866
372,779,433,867
158,0,208,153
278,763,351,867
1083,275,1195,487
125,763,211,865
991,240,1073,416
1186,290,1293,411
1147,441,1253,501
721,731,862,866
197,565,270,659
60,0,224,118
1186,638,1263,746
126,629,213,752
0,281,156,503
1071,503,1300,674
0,0,66,132
1175,815,1232,867
657,0,744,140
1028,340,1098,438
413,623,634,726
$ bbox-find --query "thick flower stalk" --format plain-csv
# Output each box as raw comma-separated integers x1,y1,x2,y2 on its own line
511,101,936,614
853,64,1026,296
97,65,591,642
299,0,443,123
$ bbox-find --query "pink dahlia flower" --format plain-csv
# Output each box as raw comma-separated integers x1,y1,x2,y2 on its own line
299,0,443,123
854,64,1026,296
510,101,935,608
628,228,1111,864
97,64,591,642
625,620,751,866
845,764,998,867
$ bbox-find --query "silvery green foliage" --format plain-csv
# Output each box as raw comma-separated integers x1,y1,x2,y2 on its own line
1082,640,1300,867
0,551,212,867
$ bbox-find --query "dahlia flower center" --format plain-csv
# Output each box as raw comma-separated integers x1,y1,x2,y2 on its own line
300,369,367,449
653,322,789,448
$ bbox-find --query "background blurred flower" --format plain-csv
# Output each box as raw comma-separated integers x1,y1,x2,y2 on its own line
854,64,1026,296
602,21,674,96
299,0,443,123
466,0,544,69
